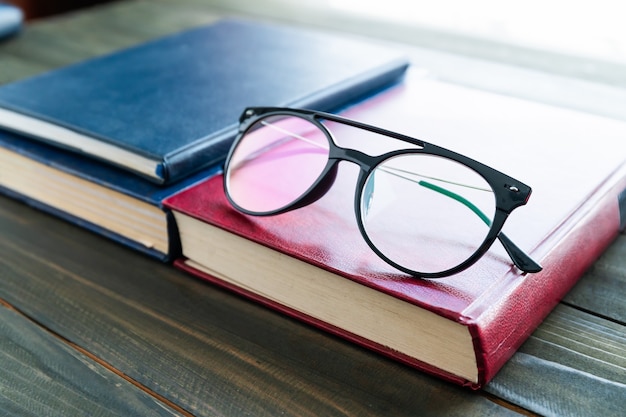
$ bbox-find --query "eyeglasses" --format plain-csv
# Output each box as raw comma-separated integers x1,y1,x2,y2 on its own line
223,107,542,278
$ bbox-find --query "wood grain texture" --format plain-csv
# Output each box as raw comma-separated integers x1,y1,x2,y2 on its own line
487,304,626,417
0,301,182,417
0,196,520,416
0,0,220,83
563,234,626,324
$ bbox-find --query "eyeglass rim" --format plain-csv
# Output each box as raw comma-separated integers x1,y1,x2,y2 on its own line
224,107,542,278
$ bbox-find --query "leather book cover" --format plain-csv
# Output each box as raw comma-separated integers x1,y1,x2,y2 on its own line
0,18,408,184
164,71,626,387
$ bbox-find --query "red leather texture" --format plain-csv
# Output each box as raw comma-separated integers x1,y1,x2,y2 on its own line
164,71,626,388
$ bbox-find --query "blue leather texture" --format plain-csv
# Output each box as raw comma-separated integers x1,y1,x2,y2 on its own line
0,18,408,183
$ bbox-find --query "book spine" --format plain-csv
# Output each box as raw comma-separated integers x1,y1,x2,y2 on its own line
468,162,626,386
617,190,626,233
160,127,235,184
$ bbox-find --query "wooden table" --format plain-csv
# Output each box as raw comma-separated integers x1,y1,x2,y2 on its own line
1,1,624,416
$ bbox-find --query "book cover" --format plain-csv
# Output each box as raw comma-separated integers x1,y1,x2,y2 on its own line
0,18,408,184
163,71,626,388
0,129,218,261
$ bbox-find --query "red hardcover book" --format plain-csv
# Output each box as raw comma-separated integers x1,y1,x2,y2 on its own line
163,71,626,388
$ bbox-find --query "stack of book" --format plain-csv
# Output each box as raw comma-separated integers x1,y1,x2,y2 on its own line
2,17,625,389
0,18,409,260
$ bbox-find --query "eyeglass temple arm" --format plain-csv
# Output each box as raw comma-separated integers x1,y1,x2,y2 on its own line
419,180,542,273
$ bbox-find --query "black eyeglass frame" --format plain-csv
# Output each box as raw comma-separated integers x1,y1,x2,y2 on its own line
224,107,542,278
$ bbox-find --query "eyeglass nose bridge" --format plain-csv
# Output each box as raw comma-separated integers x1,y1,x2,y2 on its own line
329,146,378,171
287,146,375,213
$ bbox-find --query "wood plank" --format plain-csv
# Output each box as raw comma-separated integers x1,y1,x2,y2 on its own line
0,56,48,85
0,300,183,416
486,305,626,416
0,0,220,83
563,234,626,324
0,197,522,417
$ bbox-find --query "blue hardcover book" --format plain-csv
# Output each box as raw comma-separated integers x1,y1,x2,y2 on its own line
0,18,408,184
0,129,218,261
0,3,22,40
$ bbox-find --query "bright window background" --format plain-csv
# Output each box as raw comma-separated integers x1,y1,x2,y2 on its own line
329,0,626,64
209,0,626,119
212,0,626,82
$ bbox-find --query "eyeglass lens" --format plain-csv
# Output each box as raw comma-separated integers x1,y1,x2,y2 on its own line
226,113,498,275
360,154,496,273
226,115,330,213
